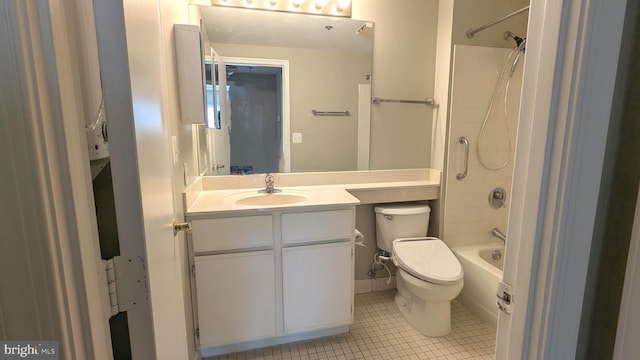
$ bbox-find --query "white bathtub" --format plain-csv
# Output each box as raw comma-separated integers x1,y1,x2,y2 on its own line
452,244,504,328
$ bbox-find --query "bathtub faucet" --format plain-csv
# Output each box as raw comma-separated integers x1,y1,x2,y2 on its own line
491,228,507,243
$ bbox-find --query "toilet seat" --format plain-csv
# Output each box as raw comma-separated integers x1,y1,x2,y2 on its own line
392,237,463,285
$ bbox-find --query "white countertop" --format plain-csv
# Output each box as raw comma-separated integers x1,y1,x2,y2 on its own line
184,169,441,216
187,186,360,216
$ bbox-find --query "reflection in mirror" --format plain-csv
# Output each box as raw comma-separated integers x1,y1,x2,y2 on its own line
194,124,209,176
193,4,373,176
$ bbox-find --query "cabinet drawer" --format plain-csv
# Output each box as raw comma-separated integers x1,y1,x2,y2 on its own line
281,209,352,245
191,215,273,253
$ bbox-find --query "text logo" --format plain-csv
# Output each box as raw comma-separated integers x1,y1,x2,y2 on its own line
0,342,58,360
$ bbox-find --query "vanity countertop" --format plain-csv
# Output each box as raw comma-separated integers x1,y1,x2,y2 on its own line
185,168,441,216
187,186,360,216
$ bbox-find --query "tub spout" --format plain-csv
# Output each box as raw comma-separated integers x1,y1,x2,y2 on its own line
492,228,507,243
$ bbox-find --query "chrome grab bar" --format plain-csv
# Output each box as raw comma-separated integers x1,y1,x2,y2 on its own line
456,137,469,180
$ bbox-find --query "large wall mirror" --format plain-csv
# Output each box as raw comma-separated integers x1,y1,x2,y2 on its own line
191,4,374,176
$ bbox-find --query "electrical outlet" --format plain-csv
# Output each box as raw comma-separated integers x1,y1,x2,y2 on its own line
292,133,302,143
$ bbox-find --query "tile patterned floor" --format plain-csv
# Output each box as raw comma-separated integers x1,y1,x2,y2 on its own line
208,290,496,360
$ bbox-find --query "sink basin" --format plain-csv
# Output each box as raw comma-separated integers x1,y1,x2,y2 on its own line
235,193,308,206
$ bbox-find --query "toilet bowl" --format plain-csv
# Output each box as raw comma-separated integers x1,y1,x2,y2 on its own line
392,237,463,336
374,204,464,337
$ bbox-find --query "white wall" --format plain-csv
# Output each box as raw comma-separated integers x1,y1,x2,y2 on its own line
353,0,439,169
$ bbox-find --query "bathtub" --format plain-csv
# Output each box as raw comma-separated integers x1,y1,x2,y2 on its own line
452,244,504,328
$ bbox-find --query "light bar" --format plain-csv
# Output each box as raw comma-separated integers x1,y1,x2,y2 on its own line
209,0,352,18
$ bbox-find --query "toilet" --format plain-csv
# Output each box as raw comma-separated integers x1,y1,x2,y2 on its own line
374,203,463,337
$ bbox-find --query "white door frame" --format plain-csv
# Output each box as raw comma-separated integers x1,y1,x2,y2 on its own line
2,1,113,358
14,0,635,359
497,0,631,358
221,56,292,173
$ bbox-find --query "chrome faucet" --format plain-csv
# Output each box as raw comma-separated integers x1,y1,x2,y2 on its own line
259,173,281,194
491,227,507,243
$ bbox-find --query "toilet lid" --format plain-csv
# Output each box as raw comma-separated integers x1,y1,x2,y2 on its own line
393,237,463,285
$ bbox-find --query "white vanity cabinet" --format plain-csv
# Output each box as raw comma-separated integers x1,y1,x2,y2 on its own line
194,251,276,347
188,206,355,357
282,242,352,333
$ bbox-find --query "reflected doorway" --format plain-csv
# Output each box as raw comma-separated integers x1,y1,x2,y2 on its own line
226,65,282,174
218,57,291,174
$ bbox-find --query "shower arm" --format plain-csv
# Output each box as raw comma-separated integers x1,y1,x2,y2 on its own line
466,6,530,39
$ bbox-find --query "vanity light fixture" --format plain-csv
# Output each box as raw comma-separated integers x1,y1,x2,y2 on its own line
315,0,328,10
209,0,352,18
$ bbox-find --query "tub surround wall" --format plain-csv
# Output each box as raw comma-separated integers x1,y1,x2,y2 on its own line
432,0,529,171
442,45,522,249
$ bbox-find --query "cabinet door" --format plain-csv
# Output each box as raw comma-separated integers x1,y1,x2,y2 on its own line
194,251,276,348
282,242,353,333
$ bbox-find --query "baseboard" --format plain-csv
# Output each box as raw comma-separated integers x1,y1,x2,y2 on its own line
354,276,396,294
199,326,349,358
457,292,497,329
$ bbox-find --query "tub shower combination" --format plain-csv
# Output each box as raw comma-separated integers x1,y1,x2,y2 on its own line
452,244,504,328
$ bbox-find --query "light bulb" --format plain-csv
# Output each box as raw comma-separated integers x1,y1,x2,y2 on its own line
315,0,328,9
269,0,278,6
292,0,303,8
336,0,350,11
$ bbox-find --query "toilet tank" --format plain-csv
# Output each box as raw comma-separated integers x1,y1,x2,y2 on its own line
374,203,431,253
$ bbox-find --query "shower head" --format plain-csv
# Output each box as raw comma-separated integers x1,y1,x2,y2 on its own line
509,38,527,77
504,31,526,51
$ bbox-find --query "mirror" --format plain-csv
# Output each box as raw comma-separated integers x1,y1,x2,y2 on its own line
192,4,374,175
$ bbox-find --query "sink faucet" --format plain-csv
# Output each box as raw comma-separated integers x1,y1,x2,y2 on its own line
260,173,281,194
491,227,507,243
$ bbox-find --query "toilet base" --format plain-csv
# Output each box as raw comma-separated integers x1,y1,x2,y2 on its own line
395,291,452,336
395,269,462,337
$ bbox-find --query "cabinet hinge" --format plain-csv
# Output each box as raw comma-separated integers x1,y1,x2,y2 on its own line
496,281,513,314
351,305,353,314
196,327,200,340
191,264,196,276
103,256,148,318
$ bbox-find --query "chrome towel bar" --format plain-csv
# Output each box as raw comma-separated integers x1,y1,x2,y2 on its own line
371,97,436,106
311,110,351,116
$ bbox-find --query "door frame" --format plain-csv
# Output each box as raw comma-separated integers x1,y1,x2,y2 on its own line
17,0,636,359
2,1,113,358
497,0,632,358
613,184,640,358
221,56,291,173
